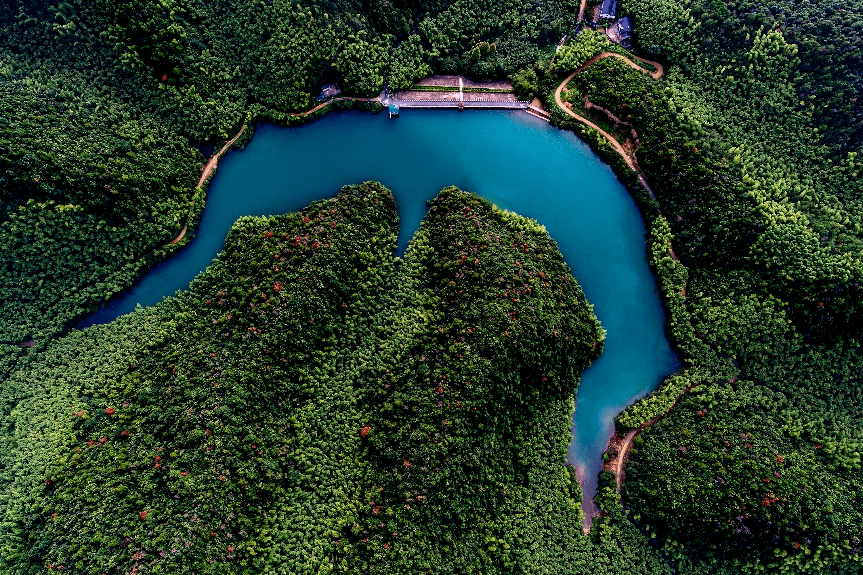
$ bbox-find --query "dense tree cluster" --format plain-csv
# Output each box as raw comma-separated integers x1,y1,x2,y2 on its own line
539,7,863,571
0,75,201,345
0,184,608,573
0,0,577,382
4,0,863,569
624,0,863,153
356,186,604,571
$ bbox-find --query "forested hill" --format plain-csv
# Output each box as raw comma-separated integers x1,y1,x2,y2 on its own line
3,0,863,572
542,0,863,570
0,183,608,573
1,0,574,139
625,0,863,155
0,0,575,380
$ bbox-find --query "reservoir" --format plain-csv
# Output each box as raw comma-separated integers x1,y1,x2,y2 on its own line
80,109,679,512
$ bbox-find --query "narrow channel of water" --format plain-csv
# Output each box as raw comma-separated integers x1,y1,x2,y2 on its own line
79,109,678,511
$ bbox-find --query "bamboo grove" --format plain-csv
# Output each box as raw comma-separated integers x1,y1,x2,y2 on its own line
0,184,609,573
2,0,863,572
530,0,863,570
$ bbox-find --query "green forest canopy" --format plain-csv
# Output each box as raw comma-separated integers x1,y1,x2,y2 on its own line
545,0,863,571
1,0,863,571
0,184,608,573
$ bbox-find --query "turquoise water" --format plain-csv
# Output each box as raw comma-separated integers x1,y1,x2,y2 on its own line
80,109,678,510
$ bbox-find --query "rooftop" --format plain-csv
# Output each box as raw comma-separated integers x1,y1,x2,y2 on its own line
319,84,341,100
617,16,633,34
599,0,618,19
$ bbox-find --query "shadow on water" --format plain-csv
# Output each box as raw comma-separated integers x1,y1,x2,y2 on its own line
77,109,679,518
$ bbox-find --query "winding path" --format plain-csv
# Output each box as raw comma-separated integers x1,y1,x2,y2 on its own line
197,126,248,188
615,53,664,80
554,52,700,516
611,385,696,491
577,0,589,24
290,96,379,118
613,429,638,489
554,52,670,231
554,53,661,173
166,124,248,245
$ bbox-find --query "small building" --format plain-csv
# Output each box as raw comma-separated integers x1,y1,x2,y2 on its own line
616,16,633,48
599,0,618,21
319,83,341,101
388,104,400,118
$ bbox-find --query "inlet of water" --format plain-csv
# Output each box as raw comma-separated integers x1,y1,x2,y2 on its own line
79,109,679,514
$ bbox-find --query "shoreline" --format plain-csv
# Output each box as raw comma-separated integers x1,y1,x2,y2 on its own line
146,63,677,533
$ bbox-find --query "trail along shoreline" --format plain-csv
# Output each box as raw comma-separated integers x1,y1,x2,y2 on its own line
160,64,687,529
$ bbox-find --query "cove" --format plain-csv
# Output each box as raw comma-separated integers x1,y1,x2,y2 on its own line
79,109,678,512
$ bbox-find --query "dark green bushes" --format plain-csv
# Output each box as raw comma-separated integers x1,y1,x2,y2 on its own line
547,21,863,574
0,77,201,346
356,187,604,572
0,184,605,574
0,0,577,386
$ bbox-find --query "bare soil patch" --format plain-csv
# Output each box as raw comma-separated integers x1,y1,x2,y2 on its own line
392,90,461,101
412,75,513,90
